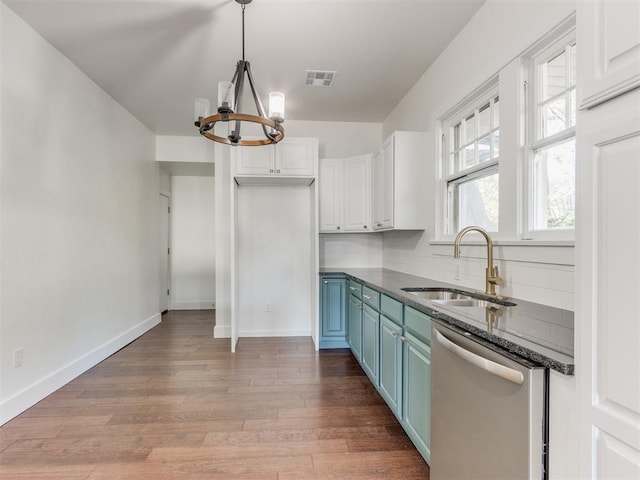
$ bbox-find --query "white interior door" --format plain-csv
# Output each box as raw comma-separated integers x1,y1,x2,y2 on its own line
159,194,170,313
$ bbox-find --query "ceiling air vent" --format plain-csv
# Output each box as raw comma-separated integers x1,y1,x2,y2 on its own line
305,70,338,87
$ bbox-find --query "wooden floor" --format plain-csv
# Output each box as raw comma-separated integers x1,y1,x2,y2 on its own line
0,310,430,479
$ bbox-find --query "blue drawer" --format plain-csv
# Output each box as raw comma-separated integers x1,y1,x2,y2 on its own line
381,294,403,325
348,279,362,298
404,306,431,345
362,285,381,309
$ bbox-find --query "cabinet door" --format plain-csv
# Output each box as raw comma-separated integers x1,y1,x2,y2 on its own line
347,294,363,361
576,89,640,479
343,154,372,232
361,304,380,386
318,159,343,232
234,145,275,175
275,137,316,176
373,136,394,230
403,331,430,463
578,0,640,109
320,277,346,339
380,316,403,418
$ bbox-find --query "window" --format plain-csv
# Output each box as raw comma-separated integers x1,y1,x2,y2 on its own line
443,91,500,234
436,16,575,244
526,34,576,237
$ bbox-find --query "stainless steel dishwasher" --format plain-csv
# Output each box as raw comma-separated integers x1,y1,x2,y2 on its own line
431,323,548,480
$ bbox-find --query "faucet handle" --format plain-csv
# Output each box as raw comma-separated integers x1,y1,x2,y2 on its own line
488,266,504,286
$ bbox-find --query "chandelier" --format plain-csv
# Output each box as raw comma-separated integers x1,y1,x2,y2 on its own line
194,0,285,146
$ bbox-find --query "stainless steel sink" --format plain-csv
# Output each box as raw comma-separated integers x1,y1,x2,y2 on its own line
402,289,474,301
401,287,516,307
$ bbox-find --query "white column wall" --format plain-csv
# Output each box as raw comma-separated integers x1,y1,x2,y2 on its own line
0,6,159,424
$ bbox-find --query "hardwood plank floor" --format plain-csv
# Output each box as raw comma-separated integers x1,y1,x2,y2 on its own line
0,310,430,479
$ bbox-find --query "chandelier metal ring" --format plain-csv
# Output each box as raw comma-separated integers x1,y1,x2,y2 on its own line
199,113,284,146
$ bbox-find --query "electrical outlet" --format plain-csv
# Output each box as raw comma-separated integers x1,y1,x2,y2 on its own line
13,348,23,368
265,303,271,312
454,262,461,281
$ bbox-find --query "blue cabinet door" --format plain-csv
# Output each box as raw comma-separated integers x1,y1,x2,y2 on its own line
319,276,348,348
347,293,363,361
403,330,431,463
361,304,380,386
380,315,403,419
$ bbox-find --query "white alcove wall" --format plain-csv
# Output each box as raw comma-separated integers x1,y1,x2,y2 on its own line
236,185,314,338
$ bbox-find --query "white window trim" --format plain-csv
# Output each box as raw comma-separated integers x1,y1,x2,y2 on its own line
522,27,577,241
437,79,499,240
434,14,576,246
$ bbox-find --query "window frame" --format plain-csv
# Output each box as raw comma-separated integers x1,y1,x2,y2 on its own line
440,83,500,237
523,29,577,241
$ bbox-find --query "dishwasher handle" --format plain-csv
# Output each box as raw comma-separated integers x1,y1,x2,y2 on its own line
434,328,524,385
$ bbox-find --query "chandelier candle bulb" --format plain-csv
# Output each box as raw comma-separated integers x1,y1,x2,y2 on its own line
194,98,210,125
217,81,235,113
268,91,285,123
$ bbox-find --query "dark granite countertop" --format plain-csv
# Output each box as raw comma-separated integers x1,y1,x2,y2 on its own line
320,268,574,375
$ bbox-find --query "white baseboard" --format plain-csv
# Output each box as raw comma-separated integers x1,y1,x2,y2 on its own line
237,329,311,338
214,324,231,338
170,300,216,310
0,313,161,426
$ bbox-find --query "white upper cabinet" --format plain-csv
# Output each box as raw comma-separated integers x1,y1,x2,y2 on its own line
319,158,343,232
372,131,427,231
319,154,372,233
578,0,640,109
275,137,317,176
372,138,394,230
343,155,372,232
234,137,318,180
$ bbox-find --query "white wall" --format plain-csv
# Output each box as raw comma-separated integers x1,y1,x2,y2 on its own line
0,5,159,424
156,135,214,164
320,233,383,268
236,185,313,337
159,168,171,194
285,120,382,159
381,0,577,310
170,176,215,310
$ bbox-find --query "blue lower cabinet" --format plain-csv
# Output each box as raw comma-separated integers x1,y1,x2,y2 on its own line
361,304,380,386
347,293,363,361
402,330,431,463
319,275,349,349
379,315,403,419
342,281,431,465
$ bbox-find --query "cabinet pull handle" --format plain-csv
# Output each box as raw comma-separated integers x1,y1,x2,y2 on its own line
269,169,274,173
391,331,398,337
376,222,382,227
364,225,368,229
323,280,328,284
349,287,357,291
400,336,406,343
363,294,372,300
276,169,281,173
336,226,341,230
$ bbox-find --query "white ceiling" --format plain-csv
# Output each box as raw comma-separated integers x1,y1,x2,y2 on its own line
4,0,486,136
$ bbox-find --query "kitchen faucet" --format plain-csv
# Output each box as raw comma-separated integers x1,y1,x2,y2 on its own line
453,226,504,296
